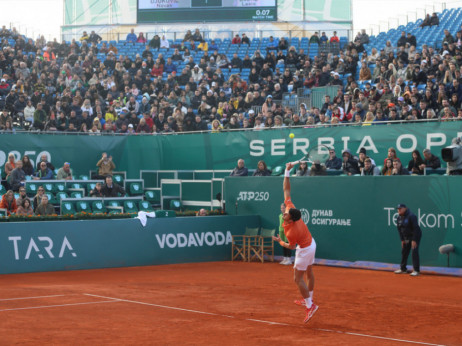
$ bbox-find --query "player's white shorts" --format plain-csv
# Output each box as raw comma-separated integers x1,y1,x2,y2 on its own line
294,238,316,271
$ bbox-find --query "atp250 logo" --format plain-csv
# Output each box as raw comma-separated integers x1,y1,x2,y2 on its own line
237,191,270,201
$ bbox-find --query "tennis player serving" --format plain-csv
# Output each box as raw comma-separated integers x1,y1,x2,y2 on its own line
273,161,318,323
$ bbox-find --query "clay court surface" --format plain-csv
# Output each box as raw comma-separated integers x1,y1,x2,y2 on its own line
0,262,461,345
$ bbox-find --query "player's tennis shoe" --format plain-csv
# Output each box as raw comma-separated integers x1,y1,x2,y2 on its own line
304,304,318,323
410,271,420,276
279,258,288,265
394,269,406,274
294,298,306,306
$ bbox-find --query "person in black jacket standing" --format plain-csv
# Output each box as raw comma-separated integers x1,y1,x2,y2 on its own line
394,204,422,276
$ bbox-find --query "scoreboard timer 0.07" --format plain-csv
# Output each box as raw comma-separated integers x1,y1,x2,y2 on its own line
137,0,277,23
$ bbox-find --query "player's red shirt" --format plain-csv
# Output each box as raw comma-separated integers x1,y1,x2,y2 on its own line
283,197,312,248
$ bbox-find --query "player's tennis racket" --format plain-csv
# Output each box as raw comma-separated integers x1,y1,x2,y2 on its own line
291,145,331,165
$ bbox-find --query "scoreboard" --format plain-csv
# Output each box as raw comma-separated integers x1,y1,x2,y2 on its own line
137,0,277,23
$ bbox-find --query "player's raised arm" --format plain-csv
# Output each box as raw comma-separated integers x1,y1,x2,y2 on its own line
283,162,294,200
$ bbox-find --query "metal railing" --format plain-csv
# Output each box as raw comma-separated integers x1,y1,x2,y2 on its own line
60,27,352,44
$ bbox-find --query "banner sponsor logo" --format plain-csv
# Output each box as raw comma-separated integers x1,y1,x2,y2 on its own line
155,231,233,249
384,207,458,229
237,191,270,201
8,236,77,260
301,209,351,227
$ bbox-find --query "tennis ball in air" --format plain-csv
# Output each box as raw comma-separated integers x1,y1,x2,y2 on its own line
289,133,295,139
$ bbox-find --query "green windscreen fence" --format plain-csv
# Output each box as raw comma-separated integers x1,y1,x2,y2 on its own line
224,176,462,268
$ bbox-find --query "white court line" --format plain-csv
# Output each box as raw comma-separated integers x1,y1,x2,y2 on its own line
0,300,118,312
83,294,445,346
0,294,73,301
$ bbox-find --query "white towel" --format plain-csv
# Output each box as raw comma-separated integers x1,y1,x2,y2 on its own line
135,211,156,227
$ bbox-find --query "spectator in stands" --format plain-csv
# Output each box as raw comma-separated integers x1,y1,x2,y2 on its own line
253,160,271,176
296,161,309,176
31,186,44,213
361,158,380,176
35,194,55,215
0,190,17,215
95,152,115,179
309,160,327,176
126,29,137,43
397,31,407,48
392,159,409,175
342,149,360,175
443,29,455,44
192,28,202,41
407,150,425,175
33,102,47,130
407,32,417,47
330,31,339,43
197,39,208,51
197,208,207,216
149,35,160,49
278,37,288,50
384,147,399,165
381,158,393,176
241,33,250,45
232,35,241,45
89,30,102,43
101,175,125,197
4,153,15,184
420,148,441,170
230,159,248,176
137,32,146,44
160,35,169,49
90,182,104,197
16,198,33,216
430,12,439,26
56,162,73,180
34,161,53,180
325,148,342,170
183,30,192,42
319,32,329,44
10,160,25,191
35,154,54,172
80,31,89,42
309,32,320,45
16,187,27,206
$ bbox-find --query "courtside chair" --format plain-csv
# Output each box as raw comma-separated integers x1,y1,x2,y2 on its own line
56,192,68,202
76,201,92,213
92,201,107,214
231,227,259,262
106,200,123,214
138,200,154,212
61,201,76,215
271,166,284,176
169,199,182,211
55,182,66,192
25,183,38,196
123,200,138,213
113,174,124,185
44,183,56,193
70,191,83,199
259,228,276,263
129,182,143,196
144,190,160,205
247,227,264,262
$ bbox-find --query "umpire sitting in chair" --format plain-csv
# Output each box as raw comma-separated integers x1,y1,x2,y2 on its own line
101,176,125,197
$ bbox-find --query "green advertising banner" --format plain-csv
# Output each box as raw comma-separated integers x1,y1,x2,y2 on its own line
0,215,259,274
1,122,461,178
224,176,462,268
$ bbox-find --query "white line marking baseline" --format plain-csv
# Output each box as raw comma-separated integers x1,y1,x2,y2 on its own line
83,294,446,346
0,294,74,301
0,300,118,312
